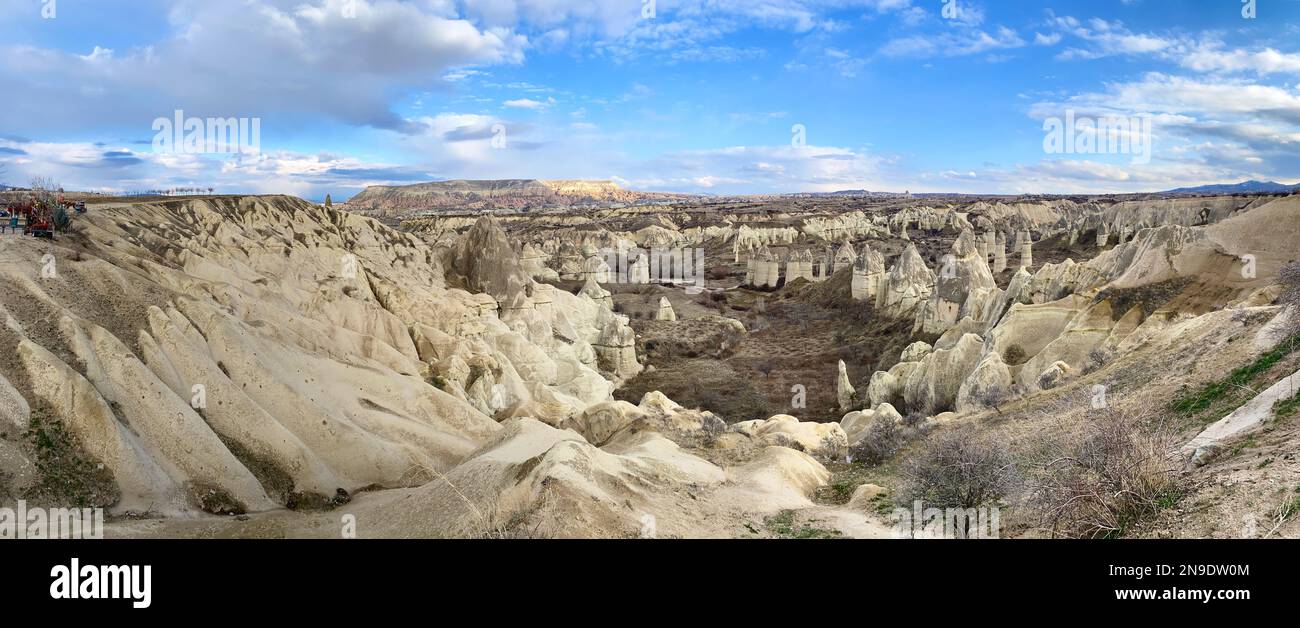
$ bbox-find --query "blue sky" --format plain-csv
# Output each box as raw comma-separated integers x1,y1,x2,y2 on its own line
2,0,1299,200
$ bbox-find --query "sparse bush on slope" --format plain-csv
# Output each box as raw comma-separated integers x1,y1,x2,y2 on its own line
899,425,1019,511
1024,406,1182,539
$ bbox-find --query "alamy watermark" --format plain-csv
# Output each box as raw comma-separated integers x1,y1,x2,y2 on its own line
50,558,151,609
152,110,261,157
1043,110,1152,165
599,247,706,295
639,514,657,539
890,500,1001,539
1,500,104,539
942,0,961,20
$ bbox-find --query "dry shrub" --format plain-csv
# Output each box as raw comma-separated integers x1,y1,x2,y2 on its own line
1281,261,1300,337
1003,344,1027,366
1023,405,1182,538
898,425,1019,510
848,414,932,466
849,417,905,465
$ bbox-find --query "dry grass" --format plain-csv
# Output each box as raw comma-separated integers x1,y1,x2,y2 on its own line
1021,404,1183,539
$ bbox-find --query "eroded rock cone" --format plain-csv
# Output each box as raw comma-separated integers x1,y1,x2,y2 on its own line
837,360,856,411
656,297,677,321
880,244,935,319
449,216,530,301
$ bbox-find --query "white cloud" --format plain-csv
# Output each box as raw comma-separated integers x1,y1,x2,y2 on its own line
1020,72,1300,192
0,0,527,135
1180,45,1300,76
0,136,430,199
627,143,894,193
1033,32,1061,46
880,25,1024,58
503,97,557,109
1043,13,1300,78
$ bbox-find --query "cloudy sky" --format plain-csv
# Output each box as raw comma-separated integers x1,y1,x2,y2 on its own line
1,0,1298,199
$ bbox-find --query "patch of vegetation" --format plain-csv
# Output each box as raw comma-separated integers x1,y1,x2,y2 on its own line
867,491,895,517
1082,348,1110,375
1094,277,1194,320
615,359,778,423
899,426,1018,510
1024,407,1183,539
762,509,842,539
1272,389,1300,419
1154,492,1182,511
215,435,348,511
21,405,118,509
1003,344,1028,366
1171,332,1300,420
187,483,247,515
1262,487,1300,537
849,415,932,467
849,417,904,466
814,461,877,505
1230,435,1258,457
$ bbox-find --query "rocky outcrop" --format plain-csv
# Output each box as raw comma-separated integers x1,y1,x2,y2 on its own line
955,350,1013,414
731,415,848,458
745,245,782,288
447,216,531,301
840,403,902,445
837,360,856,411
1184,366,1300,464
915,230,998,336
851,243,887,302
336,417,832,538
786,248,815,283
0,372,28,429
902,333,985,415
0,196,635,515
879,244,935,319
655,297,678,322
593,310,642,381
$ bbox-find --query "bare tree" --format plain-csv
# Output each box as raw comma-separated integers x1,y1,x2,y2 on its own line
30,175,61,193
29,176,61,211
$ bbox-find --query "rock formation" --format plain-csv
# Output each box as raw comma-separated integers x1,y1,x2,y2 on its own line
837,360,857,411
851,243,887,302
915,230,999,336
656,297,677,322
786,249,815,283
879,244,936,318
346,179,690,215
745,245,782,288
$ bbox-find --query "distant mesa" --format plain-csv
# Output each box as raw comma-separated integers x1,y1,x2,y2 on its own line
344,179,696,216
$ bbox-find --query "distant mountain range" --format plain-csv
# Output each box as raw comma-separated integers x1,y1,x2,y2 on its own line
1162,180,1299,195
